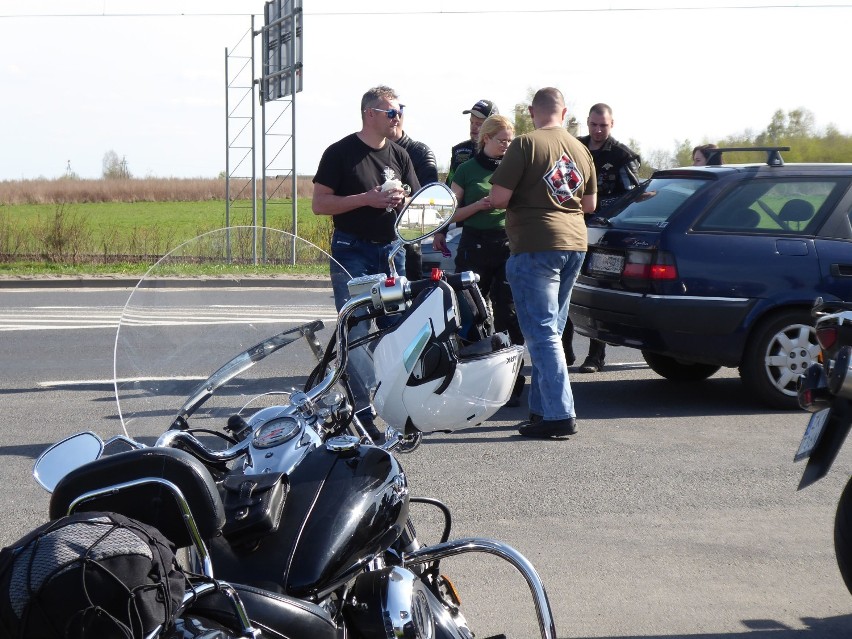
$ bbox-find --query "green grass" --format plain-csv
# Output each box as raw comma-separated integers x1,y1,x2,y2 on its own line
2,199,322,241
0,198,335,275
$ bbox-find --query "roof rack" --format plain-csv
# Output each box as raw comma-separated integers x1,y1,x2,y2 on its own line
706,146,790,167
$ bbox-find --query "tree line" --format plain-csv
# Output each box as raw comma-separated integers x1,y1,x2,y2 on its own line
638,108,852,176
510,97,851,178
68,106,852,184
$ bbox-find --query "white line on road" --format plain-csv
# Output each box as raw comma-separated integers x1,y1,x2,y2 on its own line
0,305,337,331
38,376,207,388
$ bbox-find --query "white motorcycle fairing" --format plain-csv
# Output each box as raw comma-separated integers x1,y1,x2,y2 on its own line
372,283,524,434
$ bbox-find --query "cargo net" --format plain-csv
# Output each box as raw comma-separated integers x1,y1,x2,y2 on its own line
0,511,187,639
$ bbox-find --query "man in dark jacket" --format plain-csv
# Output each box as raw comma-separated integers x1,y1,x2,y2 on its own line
567,103,640,373
446,99,498,186
390,110,438,279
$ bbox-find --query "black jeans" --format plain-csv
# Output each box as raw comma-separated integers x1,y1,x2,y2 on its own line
562,315,606,366
454,227,523,346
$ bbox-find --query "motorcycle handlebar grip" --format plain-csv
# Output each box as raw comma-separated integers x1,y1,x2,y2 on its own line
406,271,480,300
407,278,436,300
445,271,479,290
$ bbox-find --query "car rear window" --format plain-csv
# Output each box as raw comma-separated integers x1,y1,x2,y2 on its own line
606,178,709,228
695,178,843,235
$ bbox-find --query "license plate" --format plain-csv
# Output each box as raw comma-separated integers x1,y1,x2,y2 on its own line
588,251,624,275
794,407,831,462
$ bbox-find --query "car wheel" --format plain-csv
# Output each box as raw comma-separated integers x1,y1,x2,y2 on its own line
740,309,818,409
641,351,721,381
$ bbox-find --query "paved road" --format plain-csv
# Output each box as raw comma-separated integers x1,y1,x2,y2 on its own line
1,284,851,638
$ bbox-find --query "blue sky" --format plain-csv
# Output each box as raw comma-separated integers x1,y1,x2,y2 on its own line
2,0,851,180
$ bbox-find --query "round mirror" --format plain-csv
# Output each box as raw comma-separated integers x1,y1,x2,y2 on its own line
33,431,104,493
395,183,457,244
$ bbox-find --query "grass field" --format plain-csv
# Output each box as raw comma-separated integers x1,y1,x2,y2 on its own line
0,178,336,274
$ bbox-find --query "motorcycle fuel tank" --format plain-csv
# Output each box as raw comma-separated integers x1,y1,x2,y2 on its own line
210,438,410,598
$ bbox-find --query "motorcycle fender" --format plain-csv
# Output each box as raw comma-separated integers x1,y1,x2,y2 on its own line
799,397,852,489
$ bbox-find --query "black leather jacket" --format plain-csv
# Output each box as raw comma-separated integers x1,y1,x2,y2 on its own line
577,135,641,198
394,132,438,186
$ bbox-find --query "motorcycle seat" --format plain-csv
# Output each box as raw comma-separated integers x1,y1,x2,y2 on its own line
49,446,226,549
187,582,338,639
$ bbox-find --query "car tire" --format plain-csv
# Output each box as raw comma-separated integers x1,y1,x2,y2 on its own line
740,309,818,409
641,351,721,382
836,476,852,596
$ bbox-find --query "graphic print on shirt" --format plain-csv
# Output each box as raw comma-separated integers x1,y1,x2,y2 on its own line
382,166,399,183
542,154,584,204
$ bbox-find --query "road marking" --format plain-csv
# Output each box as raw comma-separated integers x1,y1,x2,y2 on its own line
38,376,207,388
0,305,337,331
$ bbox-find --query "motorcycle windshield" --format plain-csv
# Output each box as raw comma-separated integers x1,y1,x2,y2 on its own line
113,227,349,441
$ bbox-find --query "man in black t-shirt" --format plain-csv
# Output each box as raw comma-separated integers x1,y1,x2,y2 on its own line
312,85,420,440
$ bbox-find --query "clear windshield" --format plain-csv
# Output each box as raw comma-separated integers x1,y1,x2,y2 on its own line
113,227,349,442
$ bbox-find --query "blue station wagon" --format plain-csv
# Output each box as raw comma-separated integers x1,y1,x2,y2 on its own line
569,148,852,409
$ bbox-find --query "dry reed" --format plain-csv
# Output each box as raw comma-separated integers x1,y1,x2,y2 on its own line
0,176,316,205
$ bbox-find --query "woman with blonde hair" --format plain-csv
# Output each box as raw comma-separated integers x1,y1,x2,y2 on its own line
433,113,526,406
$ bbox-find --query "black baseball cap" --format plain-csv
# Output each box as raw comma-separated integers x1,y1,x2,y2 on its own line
462,99,498,119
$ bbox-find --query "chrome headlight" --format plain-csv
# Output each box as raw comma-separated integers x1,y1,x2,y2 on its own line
410,588,435,639
346,567,436,639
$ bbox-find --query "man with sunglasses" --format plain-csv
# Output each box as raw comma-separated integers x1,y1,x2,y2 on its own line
313,85,420,442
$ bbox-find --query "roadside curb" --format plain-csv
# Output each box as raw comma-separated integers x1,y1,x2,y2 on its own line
0,276,332,289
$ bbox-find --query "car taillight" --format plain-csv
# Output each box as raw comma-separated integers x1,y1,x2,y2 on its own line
623,251,678,281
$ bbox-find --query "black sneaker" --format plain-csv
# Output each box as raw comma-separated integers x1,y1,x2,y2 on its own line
518,417,577,438
578,358,603,373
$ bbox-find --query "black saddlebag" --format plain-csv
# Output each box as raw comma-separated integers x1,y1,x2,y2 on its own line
0,511,186,639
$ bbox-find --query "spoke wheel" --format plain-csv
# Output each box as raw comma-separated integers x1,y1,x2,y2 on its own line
740,309,818,409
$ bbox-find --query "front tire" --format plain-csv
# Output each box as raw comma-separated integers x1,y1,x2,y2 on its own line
835,476,852,595
740,310,818,409
642,351,721,382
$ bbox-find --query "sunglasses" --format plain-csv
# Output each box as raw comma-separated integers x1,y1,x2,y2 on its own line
368,106,404,119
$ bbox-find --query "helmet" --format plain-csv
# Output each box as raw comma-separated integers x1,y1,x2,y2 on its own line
372,282,523,433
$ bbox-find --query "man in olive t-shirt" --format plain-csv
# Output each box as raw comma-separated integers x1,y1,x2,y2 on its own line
489,87,596,439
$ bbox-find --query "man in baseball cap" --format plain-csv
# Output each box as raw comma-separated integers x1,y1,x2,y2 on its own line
446,99,499,185
462,99,498,120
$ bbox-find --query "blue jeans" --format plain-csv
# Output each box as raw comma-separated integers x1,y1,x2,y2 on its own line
506,250,585,420
329,230,406,415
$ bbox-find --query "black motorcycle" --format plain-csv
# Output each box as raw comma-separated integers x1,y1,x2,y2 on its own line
10,184,554,639
795,297,852,594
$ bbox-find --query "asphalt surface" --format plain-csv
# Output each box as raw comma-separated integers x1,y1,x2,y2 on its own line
2,281,851,638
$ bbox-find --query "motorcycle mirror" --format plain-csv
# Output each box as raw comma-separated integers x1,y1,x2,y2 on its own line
33,431,104,493
395,183,457,245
